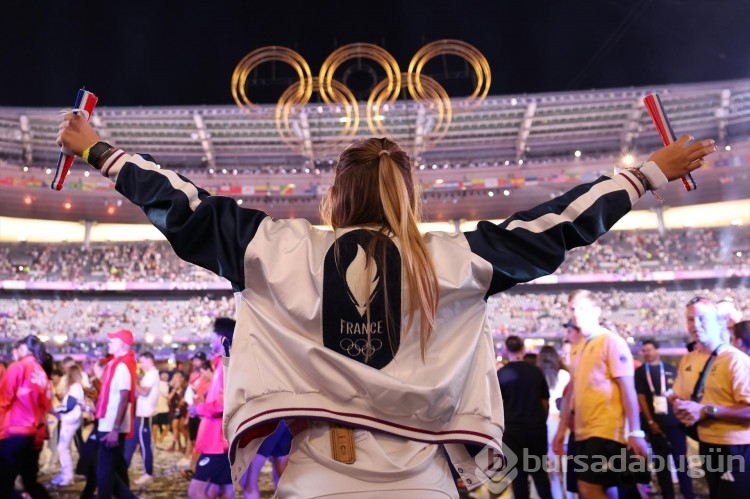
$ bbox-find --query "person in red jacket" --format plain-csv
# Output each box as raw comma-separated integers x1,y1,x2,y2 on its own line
0,335,54,498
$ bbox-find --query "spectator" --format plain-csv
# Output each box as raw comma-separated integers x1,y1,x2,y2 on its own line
635,339,693,499
497,335,552,499
732,320,750,354
124,350,160,486
187,318,235,499
0,335,54,499
672,297,750,498
152,370,171,445
717,297,743,344
553,290,649,499
51,363,85,487
167,371,187,454
95,329,138,499
558,322,585,499
182,350,210,470
78,358,105,499
538,344,571,499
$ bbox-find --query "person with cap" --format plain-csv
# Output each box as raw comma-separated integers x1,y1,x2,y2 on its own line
181,350,210,470
187,317,235,499
96,329,138,499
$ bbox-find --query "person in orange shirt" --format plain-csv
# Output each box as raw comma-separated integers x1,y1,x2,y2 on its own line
672,297,750,499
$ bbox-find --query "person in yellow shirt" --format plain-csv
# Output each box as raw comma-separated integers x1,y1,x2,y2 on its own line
553,290,649,499
672,297,750,499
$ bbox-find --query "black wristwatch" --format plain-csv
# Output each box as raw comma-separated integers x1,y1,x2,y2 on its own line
704,405,718,420
86,141,115,169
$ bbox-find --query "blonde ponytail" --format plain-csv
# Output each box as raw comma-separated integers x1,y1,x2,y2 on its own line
377,153,439,359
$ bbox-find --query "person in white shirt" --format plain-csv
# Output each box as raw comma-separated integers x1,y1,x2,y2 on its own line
96,329,137,499
51,364,84,486
58,356,91,458
124,350,160,486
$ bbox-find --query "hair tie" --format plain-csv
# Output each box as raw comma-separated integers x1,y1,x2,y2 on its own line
379,150,390,157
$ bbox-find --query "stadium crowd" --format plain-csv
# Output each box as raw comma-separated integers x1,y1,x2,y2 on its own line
1,287,748,347
0,226,748,282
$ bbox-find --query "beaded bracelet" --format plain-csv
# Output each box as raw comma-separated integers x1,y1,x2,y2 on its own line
629,164,663,204
628,164,653,191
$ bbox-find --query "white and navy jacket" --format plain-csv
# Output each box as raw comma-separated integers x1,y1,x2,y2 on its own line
100,150,666,488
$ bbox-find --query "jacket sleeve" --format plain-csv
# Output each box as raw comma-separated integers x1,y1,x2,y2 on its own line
0,362,20,415
57,395,79,414
100,151,269,291
465,172,648,297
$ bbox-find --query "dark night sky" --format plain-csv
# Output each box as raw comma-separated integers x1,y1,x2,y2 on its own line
2,0,749,107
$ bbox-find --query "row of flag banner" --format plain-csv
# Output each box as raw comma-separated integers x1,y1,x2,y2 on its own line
1,153,744,197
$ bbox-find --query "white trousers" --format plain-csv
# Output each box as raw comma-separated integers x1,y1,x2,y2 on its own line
58,420,81,481
275,422,459,498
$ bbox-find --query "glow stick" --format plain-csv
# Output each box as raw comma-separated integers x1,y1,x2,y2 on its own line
51,88,98,190
643,93,696,191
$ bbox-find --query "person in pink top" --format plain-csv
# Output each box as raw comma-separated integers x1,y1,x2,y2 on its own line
0,335,54,498
187,317,235,499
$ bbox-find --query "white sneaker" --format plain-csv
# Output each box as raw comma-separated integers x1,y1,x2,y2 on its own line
134,474,154,486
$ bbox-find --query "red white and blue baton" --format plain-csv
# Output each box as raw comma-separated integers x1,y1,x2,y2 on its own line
643,93,697,191
52,88,98,190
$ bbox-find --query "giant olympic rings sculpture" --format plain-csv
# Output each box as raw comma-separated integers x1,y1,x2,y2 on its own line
231,40,491,156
